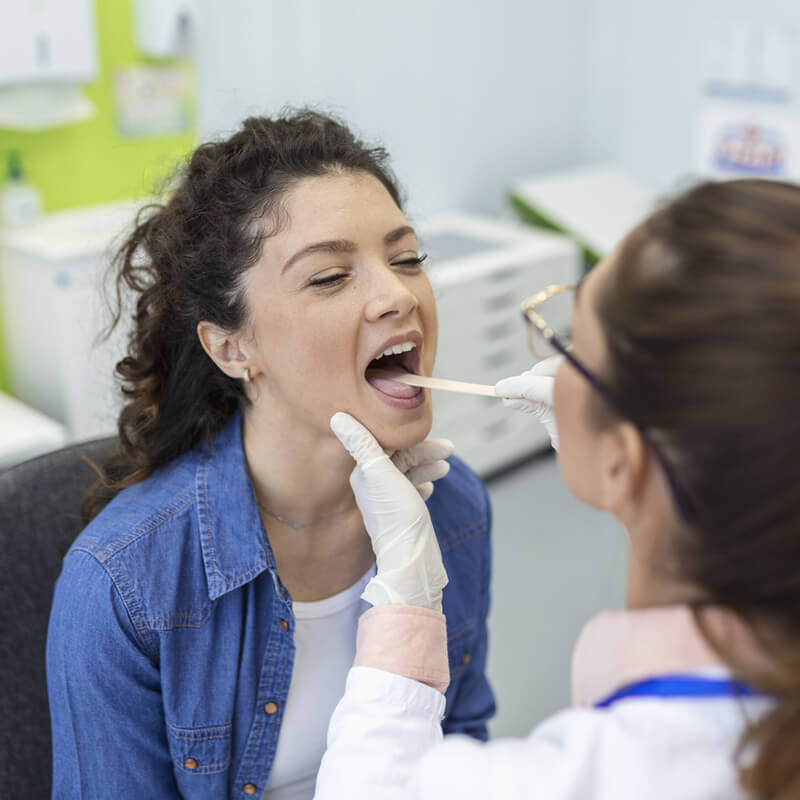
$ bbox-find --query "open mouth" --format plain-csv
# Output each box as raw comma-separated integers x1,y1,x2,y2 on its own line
364,338,423,402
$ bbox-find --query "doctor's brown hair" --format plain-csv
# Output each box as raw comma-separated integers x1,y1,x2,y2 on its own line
593,178,800,799
83,109,402,521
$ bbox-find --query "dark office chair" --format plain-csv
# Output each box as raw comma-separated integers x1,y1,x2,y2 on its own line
0,436,117,799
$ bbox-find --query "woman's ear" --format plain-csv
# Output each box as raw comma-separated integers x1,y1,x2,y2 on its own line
196,321,250,379
598,422,646,514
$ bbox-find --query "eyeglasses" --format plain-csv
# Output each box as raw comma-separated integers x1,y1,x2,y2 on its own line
520,285,694,522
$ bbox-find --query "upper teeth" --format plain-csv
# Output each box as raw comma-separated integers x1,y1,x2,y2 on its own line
375,341,417,359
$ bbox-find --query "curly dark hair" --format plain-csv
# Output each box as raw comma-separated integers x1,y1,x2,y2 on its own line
84,110,403,521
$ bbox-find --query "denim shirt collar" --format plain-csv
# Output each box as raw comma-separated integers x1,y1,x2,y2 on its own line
195,409,277,600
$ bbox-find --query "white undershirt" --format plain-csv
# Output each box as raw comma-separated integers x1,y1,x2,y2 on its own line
263,564,375,800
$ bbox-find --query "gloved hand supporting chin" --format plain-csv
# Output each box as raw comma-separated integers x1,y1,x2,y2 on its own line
330,412,449,613
391,437,454,501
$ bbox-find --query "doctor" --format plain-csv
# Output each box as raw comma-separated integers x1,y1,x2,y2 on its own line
313,178,800,800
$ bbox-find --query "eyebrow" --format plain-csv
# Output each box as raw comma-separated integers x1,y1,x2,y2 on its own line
281,240,356,274
281,225,417,274
384,225,416,245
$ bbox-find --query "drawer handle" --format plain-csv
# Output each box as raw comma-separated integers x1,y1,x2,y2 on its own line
484,320,515,341
483,349,515,370
488,268,519,283
484,292,516,312
483,418,511,438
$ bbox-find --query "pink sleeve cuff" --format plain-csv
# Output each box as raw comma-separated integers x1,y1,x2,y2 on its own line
353,605,450,694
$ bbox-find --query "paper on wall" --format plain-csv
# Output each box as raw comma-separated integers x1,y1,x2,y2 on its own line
694,104,800,180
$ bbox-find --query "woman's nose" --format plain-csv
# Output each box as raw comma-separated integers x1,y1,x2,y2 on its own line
364,269,418,322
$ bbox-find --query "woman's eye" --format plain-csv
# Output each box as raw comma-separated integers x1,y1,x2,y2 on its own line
392,253,428,270
308,272,348,288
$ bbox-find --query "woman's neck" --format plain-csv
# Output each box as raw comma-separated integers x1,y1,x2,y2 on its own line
241,403,375,601
625,540,692,609
619,494,698,610
242,404,358,525
619,490,775,679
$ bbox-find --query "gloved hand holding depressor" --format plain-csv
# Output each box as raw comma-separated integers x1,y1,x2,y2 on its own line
495,355,562,450
330,412,449,613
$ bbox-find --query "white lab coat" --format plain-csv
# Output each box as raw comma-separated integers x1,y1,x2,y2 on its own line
314,607,772,799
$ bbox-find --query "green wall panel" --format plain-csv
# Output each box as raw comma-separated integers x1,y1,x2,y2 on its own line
0,0,196,393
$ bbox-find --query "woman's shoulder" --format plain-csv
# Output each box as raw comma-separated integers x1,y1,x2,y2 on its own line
427,455,491,550
57,438,242,635
75,449,201,559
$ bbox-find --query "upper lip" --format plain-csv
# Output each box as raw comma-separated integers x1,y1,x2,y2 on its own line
365,330,423,376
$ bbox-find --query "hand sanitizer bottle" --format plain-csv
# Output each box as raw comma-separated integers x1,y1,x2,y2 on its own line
1,152,43,227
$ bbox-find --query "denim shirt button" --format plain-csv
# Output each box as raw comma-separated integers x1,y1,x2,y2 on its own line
243,783,258,795
264,701,279,715
461,653,471,666
183,758,198,770
279,619,289,632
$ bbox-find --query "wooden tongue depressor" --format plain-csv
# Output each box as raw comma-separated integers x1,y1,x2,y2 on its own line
369,369,498,398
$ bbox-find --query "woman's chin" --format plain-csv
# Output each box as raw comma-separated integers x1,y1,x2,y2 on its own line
371,412,434,452
330,391,434,451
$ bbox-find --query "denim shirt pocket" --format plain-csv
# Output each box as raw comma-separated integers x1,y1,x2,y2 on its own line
167,721,232,792
447,618,478,684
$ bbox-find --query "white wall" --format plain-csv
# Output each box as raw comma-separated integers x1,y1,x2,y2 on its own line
582,0,800,192
197,1,800,211
195,0,590,219
191,0,799,739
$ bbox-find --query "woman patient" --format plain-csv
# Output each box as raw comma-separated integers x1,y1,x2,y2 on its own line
46,110,494,799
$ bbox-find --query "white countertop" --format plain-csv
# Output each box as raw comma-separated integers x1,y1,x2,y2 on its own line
0,391,68,469
0,199,146,261
512,164,657,258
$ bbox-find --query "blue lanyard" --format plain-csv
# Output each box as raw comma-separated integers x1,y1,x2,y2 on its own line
594,674,765,709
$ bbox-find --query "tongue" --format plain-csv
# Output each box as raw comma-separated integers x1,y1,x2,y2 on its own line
365,369,420,398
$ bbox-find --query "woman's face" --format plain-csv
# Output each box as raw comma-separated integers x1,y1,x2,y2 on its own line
242,171,437,451
552,254,615,506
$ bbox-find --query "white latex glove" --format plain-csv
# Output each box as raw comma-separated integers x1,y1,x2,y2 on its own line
330,412,449,612
391,437,454,501
495,355,562,450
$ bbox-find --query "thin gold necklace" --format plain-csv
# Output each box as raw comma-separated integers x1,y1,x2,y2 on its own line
256,500,356,531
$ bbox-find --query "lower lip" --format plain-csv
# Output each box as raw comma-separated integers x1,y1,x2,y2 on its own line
367,381,426,410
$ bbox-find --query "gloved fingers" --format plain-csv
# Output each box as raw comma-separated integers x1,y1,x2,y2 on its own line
403,459,450,487
330,412,389,469
416,481,434,501
495,373,531,400
502,397,546,415
522,375,554,406
391,438,454,473
495,356,564,399
495,374,554,406
531,354,565,378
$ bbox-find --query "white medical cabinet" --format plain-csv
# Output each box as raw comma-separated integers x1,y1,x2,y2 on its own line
421,214,581,476
0,202,139,441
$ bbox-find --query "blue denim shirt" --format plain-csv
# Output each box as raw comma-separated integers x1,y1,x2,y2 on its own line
46,411,495,799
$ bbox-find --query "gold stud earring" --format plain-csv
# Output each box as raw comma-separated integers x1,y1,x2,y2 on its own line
243,367,252,383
